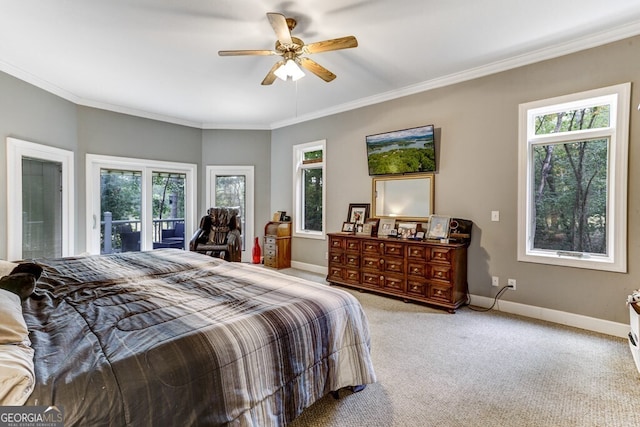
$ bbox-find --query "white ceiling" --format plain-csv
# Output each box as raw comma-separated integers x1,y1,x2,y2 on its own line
2,1,640,130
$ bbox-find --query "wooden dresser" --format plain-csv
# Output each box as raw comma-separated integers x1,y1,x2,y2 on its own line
264,221,291,269
327,233,468,312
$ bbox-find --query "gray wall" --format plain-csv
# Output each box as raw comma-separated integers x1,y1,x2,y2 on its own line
201,129,272,233
270,35,640,324
1,34,639,325
0,72,78,259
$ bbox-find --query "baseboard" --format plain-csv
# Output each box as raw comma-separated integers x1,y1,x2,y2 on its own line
469,294,629,339
290,261,328,276
288,263,629,339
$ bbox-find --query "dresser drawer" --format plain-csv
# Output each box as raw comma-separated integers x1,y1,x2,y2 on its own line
429,265,452,283
407,244,428,260
345,253,360,268
344,269,360,284
407,280,427,297
329,251,344,265
362,272,383,288
264,236,276,245
382,274,405,292
345,239,361,252
362,256,382,271
430,247,452,264
362,240,384,255
382,257,404,274
429,285,452,303
407,262,427,278
329,236,345,250
328,266,343,282
383,242,404,257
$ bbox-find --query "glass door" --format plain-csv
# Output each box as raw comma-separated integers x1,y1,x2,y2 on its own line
6,138,74,260
207,166,254,263
21,158,63,258
152,172,187,249
100,169,142,253
86,154,197,255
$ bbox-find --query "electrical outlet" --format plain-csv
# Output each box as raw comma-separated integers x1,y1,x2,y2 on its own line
491,211,500,222
491,276,499,287
507,278,516,290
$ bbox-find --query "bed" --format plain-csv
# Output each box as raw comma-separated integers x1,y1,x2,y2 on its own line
17,249,376,426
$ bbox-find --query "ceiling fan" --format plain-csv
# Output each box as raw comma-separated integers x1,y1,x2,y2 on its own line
218,12,358,85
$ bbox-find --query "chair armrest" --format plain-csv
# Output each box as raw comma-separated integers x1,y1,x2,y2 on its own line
189,229,207,251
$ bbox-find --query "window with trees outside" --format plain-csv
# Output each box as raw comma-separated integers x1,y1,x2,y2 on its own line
517,83,630,272
293,140,325,239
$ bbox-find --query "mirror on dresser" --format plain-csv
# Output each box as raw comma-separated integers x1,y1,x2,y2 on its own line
372,173,434,221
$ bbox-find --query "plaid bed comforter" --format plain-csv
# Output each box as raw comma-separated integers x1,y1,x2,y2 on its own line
22,250,376,426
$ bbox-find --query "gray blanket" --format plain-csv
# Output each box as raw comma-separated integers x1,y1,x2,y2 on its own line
22,250,376,426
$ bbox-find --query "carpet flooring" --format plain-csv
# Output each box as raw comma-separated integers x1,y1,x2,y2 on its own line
281,268,640,427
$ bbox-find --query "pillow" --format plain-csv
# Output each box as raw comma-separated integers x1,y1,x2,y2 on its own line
0,289,35,405
0,260,18,278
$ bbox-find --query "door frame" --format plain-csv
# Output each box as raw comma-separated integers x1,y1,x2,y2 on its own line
206,165,254,263
6,137,75,260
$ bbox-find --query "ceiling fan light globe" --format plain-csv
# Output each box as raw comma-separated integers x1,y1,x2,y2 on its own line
274,59,305,81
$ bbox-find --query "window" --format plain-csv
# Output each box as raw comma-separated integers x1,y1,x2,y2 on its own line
517,83,630,272
293,140,326,239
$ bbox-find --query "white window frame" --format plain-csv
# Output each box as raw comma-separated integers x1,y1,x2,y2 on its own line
6,137,75,260
292,140,326,240
86,154,197,254
517,82,630,272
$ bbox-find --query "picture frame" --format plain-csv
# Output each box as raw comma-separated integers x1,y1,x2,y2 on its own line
415,231,425,240
364,217,380,236
378,218,396,237
347,203,370,225
273,211,285,221
397,222,417,239
427,215,451,240
356,223,373,236
342,222,355,233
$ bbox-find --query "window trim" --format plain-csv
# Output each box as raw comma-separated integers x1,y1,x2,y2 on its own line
517,82,630,272
292,140,326,240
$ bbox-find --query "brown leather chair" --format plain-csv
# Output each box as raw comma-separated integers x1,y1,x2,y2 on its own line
189,207,242,262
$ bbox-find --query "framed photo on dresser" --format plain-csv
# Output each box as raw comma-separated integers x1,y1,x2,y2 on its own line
427,215,451,239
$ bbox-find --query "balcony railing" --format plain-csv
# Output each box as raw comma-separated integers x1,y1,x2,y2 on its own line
101,212,185,254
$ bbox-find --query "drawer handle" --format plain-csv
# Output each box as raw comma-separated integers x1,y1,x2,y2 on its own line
349,273,356,278
380,259,384,264
413,268,419,273
380,243,384,248
436,271,443,277
389,247,396,252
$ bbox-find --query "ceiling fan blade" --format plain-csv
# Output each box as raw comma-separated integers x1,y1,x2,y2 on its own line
261,61,284,85
267,12,293,45
218,50,275,56
299,57,336,82
305,36,358,54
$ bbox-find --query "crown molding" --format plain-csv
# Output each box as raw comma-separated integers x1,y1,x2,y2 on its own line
3,20,640,131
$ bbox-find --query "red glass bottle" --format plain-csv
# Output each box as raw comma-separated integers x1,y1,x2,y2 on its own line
252,237,261,264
